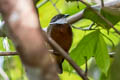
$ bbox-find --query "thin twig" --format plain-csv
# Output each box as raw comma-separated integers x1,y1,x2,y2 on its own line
72,22,95,31
101,0,104,7
77,0,80,9
79,0,120,35
101,32,115,48
36,0,49,8
0,0,119,79
89,22,95,29
67,0,120,24
0,52,18,56
72,26,95,31
49,0,61,14
43,32,89,80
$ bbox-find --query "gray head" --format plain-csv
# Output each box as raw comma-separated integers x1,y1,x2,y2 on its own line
50,14,69,24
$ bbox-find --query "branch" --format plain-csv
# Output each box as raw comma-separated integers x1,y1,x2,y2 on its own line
0,0,120,80
67,0,120,24
78,0,120,35
49,0,61,14
0,0,59,80
36,0,49,8
101,0,104,7
44,33,89,80
0,52,18,56
67,10,84,24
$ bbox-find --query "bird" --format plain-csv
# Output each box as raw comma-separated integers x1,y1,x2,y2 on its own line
47,14,73,73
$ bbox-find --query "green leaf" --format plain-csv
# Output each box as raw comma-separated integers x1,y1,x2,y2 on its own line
70,30,110,74
70,30,100,66
3,56,27,80
38,0,65,27
0,38,6,51
8,39,15,51
59,71,82,80
110,44,120,80
62,2,85,15
101,7,120,27
65,0,79,2
94,32,110,74
83,7,108,29
38,0,85,27
83,7,120,30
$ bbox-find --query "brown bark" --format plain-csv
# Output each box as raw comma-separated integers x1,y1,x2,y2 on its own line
0,0,120,80
0,0,59,80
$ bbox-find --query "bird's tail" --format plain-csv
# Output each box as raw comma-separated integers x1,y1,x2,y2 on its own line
57,59,64,74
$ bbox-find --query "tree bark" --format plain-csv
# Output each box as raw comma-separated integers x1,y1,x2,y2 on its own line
0,0,59,80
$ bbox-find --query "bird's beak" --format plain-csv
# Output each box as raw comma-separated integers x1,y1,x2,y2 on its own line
64,14,69,18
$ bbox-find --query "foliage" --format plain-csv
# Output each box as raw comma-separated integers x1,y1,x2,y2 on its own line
70,30,110,74
83,7,120,30
0,0,120,80
110,44,120,80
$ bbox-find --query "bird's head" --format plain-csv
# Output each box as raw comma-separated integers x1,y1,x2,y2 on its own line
50,14,69,24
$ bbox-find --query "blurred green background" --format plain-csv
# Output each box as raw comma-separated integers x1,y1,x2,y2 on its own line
0,0,120,80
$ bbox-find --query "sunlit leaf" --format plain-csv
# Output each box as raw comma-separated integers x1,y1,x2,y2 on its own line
65,0,79,2
59,71,82,80
94,32,110,74
101,7,120,28
83,7,120,30
70,30,110,74
110,44,120,80
38,0,85,27
70,30,100,66
83,8,108,29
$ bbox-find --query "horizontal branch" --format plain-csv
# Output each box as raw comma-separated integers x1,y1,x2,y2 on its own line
79,0,120,35
67,0,120,24
0,52,18,56
0,51,115,58
0,1,119,80
0,0,120,36
0,0,59,80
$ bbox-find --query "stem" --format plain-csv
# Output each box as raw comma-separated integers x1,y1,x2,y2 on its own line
101,0,104,7
0,52,18,56
36,0,49,8
84,56,88,76
79,0,120,35
44,32,89,80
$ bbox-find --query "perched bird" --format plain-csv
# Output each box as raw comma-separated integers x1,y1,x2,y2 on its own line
47,14,73,73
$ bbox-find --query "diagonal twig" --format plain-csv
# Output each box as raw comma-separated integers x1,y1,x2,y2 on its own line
49,0,61,14
101,0,104,7
72,22,95,31
0,52,18,56
43,32,89,80
78,0,120,35
36,0,49,8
